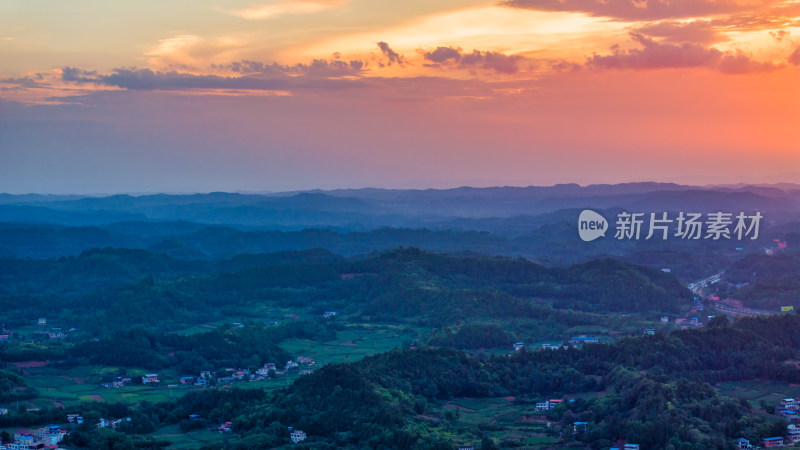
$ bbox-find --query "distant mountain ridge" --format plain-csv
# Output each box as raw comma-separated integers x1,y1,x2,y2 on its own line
0,183,797,229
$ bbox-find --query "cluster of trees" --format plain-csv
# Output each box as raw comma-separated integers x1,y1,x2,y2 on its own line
69,321,336,373
0,248,690,336
147,314,800,448
427,324,513,349
5,313,800,448
0,369,38,403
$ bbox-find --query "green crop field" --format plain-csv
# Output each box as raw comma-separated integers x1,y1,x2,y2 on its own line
279,323,423,366
434,397,563,448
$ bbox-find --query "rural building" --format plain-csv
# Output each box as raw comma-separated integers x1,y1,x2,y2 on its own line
788,425,800,444
570,335,599,346
142,373,159,384
737,438,753,449
762,437,784,447
780,398,797,410
290,430,307,443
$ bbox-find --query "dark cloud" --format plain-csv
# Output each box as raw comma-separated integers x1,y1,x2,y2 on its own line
377,42,406,65
634,20,722,44
60,55,368,93
62,67,361,92
587,34,721,69
61,67,99,82
789,47,800,65
718,50,779,74
502,0,783,21
770,30,790,42
1,75,47,88
423,47,524,73
425,46,463,63
587,33,777,73
219,58,365,77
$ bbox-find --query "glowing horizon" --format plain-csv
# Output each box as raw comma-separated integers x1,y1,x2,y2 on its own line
1,0,799,194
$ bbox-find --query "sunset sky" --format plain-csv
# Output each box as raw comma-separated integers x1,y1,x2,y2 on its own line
1,0,799,194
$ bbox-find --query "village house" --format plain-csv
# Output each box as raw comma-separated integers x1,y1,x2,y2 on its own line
141,373,159,384
98,417,130,428
762,437,784,447
218,422,232,433
572,422,587,434
290,429,307,443
5,426,65,450
570,335,599,346
737,437,753,449
513,342,524,351
780,398,798,410
180,376,195,385
323,311,337,318
643,329,655,335
67,414,83,424
256,362,277,377
788,424,800,444
37,318,46,326
34,425,66,445
535,399,563,411
623,445,640,450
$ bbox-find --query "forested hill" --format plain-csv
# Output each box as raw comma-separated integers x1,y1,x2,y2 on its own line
347,249,689,317
165,314,800,449
0,248,689,333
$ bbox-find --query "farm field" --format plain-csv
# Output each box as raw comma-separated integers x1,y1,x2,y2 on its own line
151,425,223,449
436,397,561,448
3,323,424,412
717,380,800,408
279,323,423,366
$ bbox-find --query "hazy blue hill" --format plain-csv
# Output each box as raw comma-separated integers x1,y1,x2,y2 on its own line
0,222,145,258
618,250,731,282
0,193,85,204
147,238,208,260
0,204,146,226
103,220,214,237
0,247,211,297
0,184,797,230
175,227,512,258
629,189,799,212
726,253,800,283
217,248,345,272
